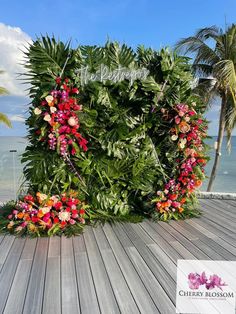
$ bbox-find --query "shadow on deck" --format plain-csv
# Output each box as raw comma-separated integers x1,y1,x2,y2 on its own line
0,199,236,314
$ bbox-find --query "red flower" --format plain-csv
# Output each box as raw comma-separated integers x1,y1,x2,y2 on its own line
61,197,67,202
54,217,59,224
71,88,79,94
24,194,34,202
79,138,88,151
60,221,67,228
56,77,61,84
79,209,85,215
54,201,63,210
32,216,39,223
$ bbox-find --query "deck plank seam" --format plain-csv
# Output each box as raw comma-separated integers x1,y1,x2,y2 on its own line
118,224,174,310
84,229,120,314
99,225,143,314
2,238,27,313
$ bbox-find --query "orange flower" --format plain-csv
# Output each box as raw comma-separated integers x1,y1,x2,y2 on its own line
195,180,202,187
179,121,191,133
178,207,184,213
180,198,186,204
17,212,24,219
24,213,30,221
37,210,44,218
46,199,54,207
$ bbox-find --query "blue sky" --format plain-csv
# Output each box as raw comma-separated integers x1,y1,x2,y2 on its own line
0,0,236,136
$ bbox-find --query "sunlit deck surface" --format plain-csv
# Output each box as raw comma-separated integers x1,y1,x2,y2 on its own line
0,199,236,314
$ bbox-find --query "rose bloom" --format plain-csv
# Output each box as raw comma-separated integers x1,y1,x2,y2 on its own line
171,134,178,141
43,114,51,122
58,211,71,222
179,121,191,133
45,95,54,104
68,116,78,126
34,107,42,115
50,106,57,113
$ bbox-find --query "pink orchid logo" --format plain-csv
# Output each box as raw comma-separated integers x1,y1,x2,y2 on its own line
188,272,227,290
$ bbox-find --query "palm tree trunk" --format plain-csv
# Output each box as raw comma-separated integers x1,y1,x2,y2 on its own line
207,94,227,191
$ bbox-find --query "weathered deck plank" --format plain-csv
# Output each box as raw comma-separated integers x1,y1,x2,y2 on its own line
0,199,236,314
42,237,61,314
4,238,37,314
23,238,49,314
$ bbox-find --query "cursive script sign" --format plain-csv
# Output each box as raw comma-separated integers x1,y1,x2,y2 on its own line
75,64,149,85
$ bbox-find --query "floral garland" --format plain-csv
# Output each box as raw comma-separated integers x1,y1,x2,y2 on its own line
153,102,207,218
6,192,89,236
34,78,88,156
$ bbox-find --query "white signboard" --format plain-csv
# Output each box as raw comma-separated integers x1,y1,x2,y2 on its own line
176,260,236,314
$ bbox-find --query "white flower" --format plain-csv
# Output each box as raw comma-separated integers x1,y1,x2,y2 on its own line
45,95,54,104
179,138,187,149
34,107,42,115
43,114,51,122
50,106,57,113
41,207,51,214
68,117,78,126
171,134,178,141
58,211,71,222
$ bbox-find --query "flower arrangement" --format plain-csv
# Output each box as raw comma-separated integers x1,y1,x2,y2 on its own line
5,192,89,237
153,102,208,220
33,78,88,157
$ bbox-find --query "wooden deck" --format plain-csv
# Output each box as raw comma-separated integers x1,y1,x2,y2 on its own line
0,199,236,314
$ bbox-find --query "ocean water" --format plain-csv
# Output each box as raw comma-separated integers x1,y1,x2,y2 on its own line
0,137,27,201
0,136,236,202
201,136,236,193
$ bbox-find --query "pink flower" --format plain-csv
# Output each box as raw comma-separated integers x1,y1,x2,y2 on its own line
172,201,180,208
175,116,181,124
206,275,227,290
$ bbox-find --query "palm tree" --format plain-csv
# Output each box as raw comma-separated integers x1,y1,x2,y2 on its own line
175,24,236,191
0,70,11,127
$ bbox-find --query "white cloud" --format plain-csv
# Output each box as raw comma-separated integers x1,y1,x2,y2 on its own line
9,114,25,122
0,23,32,96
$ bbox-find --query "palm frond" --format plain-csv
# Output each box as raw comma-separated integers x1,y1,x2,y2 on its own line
213,59,236,90
0,113,12,127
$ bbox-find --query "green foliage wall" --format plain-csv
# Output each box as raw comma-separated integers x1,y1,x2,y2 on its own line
22,37,207,219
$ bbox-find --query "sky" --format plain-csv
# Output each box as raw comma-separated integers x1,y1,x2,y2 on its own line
0,0,236,136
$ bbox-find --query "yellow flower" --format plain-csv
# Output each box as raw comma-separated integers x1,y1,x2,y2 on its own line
7,221,14,229
28,223,38,233
36,192,47,203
